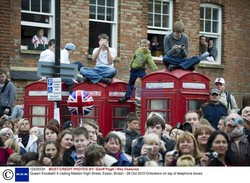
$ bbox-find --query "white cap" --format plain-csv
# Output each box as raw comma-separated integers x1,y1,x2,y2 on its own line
215,77,225,85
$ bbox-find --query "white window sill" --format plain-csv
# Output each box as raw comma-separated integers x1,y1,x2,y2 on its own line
153,56,163,64
198,61,225,69
20,49,42,55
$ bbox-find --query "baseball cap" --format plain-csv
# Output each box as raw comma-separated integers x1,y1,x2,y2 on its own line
214,77,225,85
210,88,221,95
64,43,75,51
62,120,74,130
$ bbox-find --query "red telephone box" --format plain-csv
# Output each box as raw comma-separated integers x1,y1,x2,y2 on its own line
71,79,136,136
140,69,210,134
24,81,71,127
106,79,136,132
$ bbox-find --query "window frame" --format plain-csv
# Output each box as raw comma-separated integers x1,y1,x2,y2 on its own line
89,0,118,54
147,0,173,61
199,3,222,64
21,0,55,49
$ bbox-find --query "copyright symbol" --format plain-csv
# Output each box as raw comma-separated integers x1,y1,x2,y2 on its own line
2,169,14,180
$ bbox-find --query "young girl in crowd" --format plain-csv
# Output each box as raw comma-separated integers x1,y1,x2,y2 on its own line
39,141,61,166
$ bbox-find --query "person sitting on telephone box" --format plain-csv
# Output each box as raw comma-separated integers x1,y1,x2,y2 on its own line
79,33,117,85
32,28,48,49
119,39,158,103
214,77,238,113
38,40,77,93
163,21,209,71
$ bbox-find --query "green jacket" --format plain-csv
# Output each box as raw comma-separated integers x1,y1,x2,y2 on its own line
130,48,157,71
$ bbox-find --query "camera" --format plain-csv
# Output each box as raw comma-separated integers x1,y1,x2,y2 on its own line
166,150,179,158
233,118,243,125
146,145,153,152
136,156,148,166
205,151,218,159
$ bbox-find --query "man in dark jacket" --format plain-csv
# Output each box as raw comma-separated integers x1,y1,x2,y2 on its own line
0,69,16,117
132,113,175,158
122,112,141,155
200,88,228,129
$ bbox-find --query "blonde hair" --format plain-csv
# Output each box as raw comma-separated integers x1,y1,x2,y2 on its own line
200,118,214,128
175,132,202,160
165,124,172,132
7,153,23,166
17,118,30,128
176,155,195,166
144,160,159,167
0,128,14,138
144,133,160,145
5,138,20,154
173,21,185,33
195,125,214,139
140,39,150,46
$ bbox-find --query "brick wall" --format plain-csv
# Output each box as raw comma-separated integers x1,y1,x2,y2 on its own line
61,0,89,62
4,0,250,108
0,0,11,71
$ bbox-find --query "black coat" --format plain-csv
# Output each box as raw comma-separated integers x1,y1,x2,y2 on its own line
122,129,141,155
61,146,76,166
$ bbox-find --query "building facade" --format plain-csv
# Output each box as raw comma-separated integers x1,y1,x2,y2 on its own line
0,0,250,106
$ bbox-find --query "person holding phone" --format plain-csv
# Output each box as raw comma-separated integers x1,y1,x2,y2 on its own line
39,141,61,166
163,21,208,71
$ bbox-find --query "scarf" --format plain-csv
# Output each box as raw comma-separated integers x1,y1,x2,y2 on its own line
18,133,30,148
32,35,45,49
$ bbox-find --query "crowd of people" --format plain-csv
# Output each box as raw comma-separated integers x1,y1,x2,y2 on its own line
0,21,249,167
0,103,249,167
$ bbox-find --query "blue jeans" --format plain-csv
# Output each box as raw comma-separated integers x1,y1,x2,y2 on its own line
62,78,75,94
163,55,201,70
125,68,146,99
73,61,85,71
80,66,117,84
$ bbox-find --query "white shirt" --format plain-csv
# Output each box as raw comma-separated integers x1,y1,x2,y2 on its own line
60,49,70,64
93,47,116,68
39,49,55,62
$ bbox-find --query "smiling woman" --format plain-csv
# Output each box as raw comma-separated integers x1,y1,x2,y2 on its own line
166,132,203,166
205,131,239,166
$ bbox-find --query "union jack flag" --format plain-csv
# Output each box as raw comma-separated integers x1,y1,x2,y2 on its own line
67,90,94,116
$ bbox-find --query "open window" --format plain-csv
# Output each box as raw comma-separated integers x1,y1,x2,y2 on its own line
89,0,118,55
199,3,222,64
21,0,55,51
147,0,173,60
